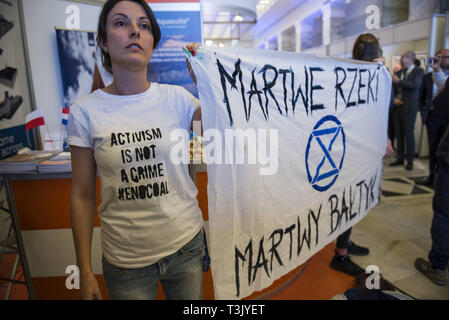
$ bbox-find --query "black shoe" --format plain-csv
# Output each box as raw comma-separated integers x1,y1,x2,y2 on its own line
405,162,413,171
330,254,365,277
389,160,404,167
415,258,446,286
416,176,433,186
347,241,370,256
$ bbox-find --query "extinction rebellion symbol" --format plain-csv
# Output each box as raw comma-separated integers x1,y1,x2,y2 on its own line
305,115,346,192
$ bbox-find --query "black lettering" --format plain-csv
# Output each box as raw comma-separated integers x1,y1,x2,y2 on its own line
367,69,376,103
153,182,160,197
145,129,152,140
152,128,162,139
139,185,147,199
334,67,347,111
341,189,349,224
310,67,324,113
349,185,357,219
291,67,309,115
268,229,284,272
121,169,129,183
375,66,380,102
130,167,138,183
279,69,290,115
117,133,126,145
235,240,253,298
346,68,358,108
247,68,266,121
358,69,367,105
234,239,253,297
370,174,377,204
118,188,125,200
297,214,311,256
133,131,143,143
157,163,164,177
111,133,118,146
252,237,270,283
121,149,132,164
310,204,321,246
216,58,246,126
284,224,295,261
260,64,281,117
329,194,340,235
356,180,365,215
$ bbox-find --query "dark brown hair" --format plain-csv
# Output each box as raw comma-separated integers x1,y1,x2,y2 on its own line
352,33,382,62
97,0,161,73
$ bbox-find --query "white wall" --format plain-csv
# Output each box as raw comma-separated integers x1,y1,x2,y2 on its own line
22,0,102,149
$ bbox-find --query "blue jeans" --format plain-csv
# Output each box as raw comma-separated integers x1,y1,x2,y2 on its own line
428,163,449,270
102,230,204,300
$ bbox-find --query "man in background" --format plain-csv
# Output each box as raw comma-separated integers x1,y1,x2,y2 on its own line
417,49,449,186
390,51,424,171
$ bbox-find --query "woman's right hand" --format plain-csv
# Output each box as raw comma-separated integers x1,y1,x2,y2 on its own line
79,272,103,300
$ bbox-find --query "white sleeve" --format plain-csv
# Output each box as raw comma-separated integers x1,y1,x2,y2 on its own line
432,71,447,95
67,103,93,149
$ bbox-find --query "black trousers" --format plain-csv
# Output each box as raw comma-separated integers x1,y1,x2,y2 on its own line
426,111,446,180
336,228,352,249
393,105,417,163
429,163,449,270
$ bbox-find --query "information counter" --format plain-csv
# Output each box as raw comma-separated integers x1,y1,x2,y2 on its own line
8,171,306,299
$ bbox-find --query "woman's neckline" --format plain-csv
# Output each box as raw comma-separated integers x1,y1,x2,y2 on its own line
97,82,155,99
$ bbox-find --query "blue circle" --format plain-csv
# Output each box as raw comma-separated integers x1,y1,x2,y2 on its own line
305,115,346,192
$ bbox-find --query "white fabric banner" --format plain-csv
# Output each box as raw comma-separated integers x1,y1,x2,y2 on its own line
187,47,391,299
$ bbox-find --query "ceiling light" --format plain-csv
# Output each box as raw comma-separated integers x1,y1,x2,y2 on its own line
234,13,243,22
219,43,225,47
205,40,214,46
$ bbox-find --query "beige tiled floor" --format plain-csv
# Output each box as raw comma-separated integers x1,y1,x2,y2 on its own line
350,158,449,299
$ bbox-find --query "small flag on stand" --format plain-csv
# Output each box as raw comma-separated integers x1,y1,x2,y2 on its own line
61,107,70,150
62,107,69,125
25,109,45,131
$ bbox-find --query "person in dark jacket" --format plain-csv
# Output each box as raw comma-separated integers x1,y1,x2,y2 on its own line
415,77,449,286
417,49,449,186
390,51,424,170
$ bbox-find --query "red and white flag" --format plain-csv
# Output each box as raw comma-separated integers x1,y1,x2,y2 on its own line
25,109,45,131
62,107,69,125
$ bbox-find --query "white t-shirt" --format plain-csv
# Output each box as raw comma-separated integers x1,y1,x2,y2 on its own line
67,83,203,268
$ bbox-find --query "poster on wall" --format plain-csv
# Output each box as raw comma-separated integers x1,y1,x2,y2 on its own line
187,47,391,299
0,0,36,159
56,29,112,108
149,10,202,97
